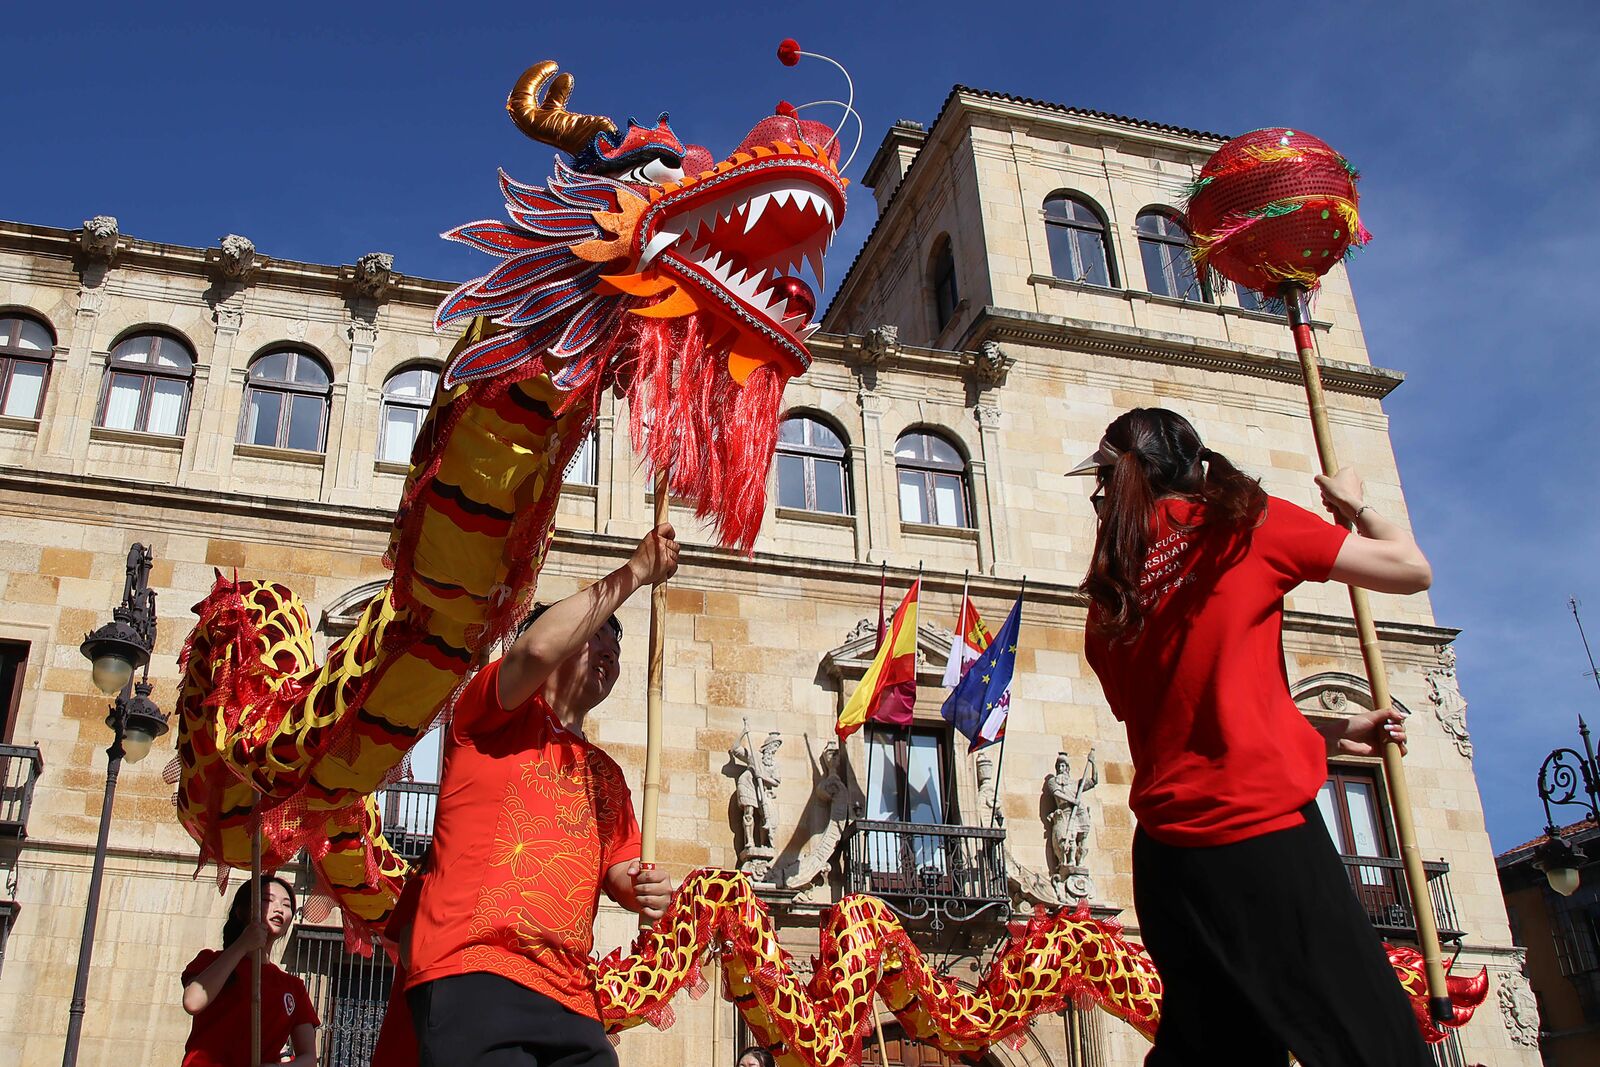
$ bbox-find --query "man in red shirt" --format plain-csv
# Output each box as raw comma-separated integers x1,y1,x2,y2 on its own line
405,524,679,1067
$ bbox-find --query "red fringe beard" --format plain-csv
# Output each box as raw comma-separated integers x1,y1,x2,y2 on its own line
609,312,788,554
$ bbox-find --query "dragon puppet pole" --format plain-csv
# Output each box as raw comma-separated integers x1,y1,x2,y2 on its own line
1281,284,1453,1024
640,469,670,880
249,815,262,1063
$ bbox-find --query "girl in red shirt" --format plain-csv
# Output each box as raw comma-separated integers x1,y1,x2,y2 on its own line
180,875,320,1067
1075,407,1435,1066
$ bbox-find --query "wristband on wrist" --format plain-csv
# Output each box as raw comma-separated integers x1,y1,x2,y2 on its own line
1353,504,1373,520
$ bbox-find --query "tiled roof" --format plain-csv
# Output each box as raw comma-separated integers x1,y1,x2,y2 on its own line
823,85,1227,326
1498,813,1599,862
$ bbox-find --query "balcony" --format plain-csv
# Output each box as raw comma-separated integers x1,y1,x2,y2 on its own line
375,780,438,862
845,818,1009,927
1340,855,1465,943
0,744,43,838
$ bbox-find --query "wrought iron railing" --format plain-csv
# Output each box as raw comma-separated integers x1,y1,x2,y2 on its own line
285,926,394,1067
1339,855,1465,942
0,744,43,838
375,780,439,862
844,819,1009,926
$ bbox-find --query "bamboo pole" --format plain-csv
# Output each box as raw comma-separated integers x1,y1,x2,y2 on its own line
250,817,263,1063
640,469,669,873
1282,284,1453,1023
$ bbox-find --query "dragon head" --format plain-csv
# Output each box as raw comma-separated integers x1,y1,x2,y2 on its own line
436,61,847,551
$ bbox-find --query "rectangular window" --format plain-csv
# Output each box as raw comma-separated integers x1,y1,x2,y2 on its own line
931,474,966,527
148,378,186,435
813,457,846,514
380,407,421,464
1141,241,1175,297
285,927,394,1067
103,373,144,430
897,471,926,524
245,390,283,446
2,362,44,419
286,394,325,452
0,641,27,742
776,453,808,510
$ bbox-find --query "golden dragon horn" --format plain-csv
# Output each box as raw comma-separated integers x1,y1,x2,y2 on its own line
506,61,618,155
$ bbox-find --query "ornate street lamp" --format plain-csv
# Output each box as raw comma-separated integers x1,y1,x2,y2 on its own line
1533,717,1599,897
62,543,168,1067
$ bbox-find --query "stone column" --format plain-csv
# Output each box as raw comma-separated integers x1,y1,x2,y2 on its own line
972,401,1010,574
855,381,893,564
591,390,617,535
330,316,380,501
45,218,121,465
180,301,246,487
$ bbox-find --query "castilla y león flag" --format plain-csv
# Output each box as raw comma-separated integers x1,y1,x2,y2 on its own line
836,579,920,739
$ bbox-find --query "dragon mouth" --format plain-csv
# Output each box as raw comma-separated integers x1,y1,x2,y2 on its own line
618,147,844,380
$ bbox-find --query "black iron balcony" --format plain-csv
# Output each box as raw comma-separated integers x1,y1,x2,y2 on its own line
1339,855,1465,943
375,780,439,863
0,744,43,838
845,818,1009,927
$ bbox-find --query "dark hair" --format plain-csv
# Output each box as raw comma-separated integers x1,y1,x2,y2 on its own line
1081,408,1266,639
515,602,623,642
737,1048,776,1067
222,875,297,947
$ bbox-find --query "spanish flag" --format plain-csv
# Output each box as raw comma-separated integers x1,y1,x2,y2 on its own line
837,579,920,739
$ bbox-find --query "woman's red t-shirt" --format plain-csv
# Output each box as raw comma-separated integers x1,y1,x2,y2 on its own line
1085,496,1349,846
180,950,319,1067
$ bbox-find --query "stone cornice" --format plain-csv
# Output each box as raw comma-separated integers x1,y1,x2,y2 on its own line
964,306,1405,399
0,219,452,311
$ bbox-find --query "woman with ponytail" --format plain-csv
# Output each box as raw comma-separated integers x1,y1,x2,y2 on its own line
180,875,320,1066
1074,408,1434,1066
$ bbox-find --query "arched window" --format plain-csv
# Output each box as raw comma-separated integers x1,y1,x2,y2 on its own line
1136,209,1209,301
895,430,970,528
379,364,439,464
98,332,195,435
930,237,958,332
776,414,851,515
566,428,599,486
1044,194,1115,287
0,313,54,419
241,350,332,452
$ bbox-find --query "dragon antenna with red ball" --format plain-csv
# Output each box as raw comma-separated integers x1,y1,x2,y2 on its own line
777,38,865,173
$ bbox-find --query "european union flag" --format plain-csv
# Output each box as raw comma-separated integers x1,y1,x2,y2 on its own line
940,592,1023,752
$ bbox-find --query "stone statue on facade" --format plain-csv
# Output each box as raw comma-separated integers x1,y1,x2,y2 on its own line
1045,749,1097,903
213,234,260,281
347,251,398,300
1427,644,1474,758
728,720,782,880
976,753,1068,908
780,741,852,900
1498,952,1541,1047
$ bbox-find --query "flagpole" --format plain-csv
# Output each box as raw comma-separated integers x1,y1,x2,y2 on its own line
945,569,971,823
902,563,922,823
640,469,669,878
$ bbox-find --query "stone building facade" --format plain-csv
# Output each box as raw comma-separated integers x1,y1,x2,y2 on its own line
0,84,1534,1067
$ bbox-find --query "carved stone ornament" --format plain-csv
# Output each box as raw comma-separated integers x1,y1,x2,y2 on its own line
964,340,1012,386
212,304,244,332
346,251,398,300
728,721,782,882
1318,689,1349,714
76,215,121,265
1427,644,1473,759
780,740,851,899
210,234,261,281
860,323,899,365
1498,953,1540,1048
845,617,878,645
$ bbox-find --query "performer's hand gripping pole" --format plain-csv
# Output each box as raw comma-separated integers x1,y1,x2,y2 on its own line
1282,284,1453,1024
639,469,669,920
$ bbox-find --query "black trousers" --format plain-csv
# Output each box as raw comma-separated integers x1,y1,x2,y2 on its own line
408,972,616,1067
1133,804,1433,1067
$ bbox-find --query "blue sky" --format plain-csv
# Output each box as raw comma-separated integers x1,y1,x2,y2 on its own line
8,2,1596,851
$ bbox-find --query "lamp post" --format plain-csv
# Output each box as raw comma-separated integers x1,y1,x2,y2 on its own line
62,543,168,1067
1533,717,1599,897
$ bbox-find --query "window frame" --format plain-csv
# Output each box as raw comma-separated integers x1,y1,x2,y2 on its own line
95,331,196,436
1136,208,1211,302
864,722,958,825
775,413,852,515
566,427,599,486
1043,193,1117,288
1238,287,1288,316
377,363,439,465
240,349,333,453
0,313,56,421
894,430,972,529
